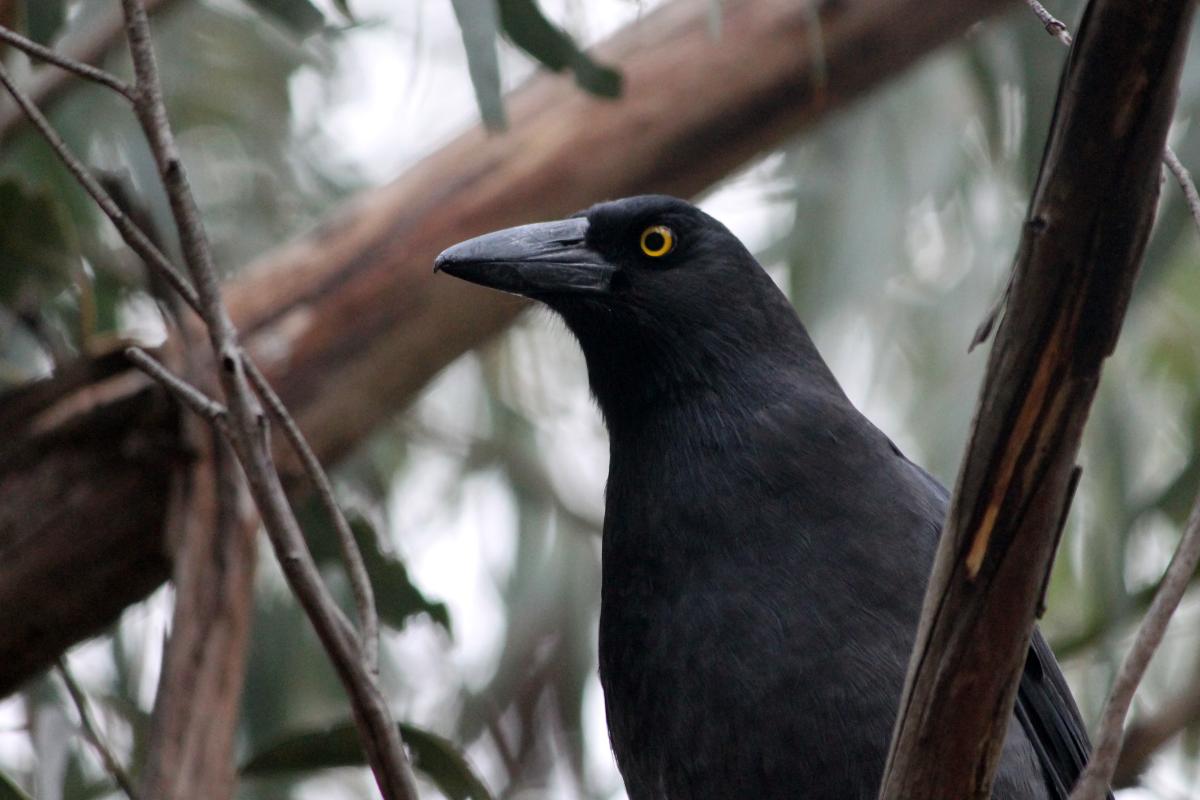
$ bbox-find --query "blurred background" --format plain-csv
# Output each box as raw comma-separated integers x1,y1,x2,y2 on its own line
2,0,1200,797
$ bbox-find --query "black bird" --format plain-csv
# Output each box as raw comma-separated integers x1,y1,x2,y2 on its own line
435,195,1104,800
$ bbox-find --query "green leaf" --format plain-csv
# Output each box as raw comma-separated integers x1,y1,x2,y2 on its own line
356,515,452,632
450,0,507,129
496,0,621,97
0,178,79,304
400,725,494,800
299,502,451,633
0,770,33,800
241,722,494,800
23,0,68,45
241,0,325,35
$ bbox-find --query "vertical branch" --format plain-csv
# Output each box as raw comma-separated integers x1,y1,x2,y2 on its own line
879,0,1198,797
139,425,258,800
114,2,416,796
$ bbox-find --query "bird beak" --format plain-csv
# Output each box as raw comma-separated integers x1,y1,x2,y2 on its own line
434,217,615,297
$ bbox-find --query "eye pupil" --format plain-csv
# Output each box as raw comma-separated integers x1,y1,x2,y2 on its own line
646,233,664,250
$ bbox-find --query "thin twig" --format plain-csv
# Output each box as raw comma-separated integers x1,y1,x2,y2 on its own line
244,356,380,674
1112,667,1200,787
116,2,416,796
0,60,200,314
57,659,141,800
1069,501,1200,800
1023,1,1200,245
1163,147,1200,235
0,24,135,99
1024,0,1073,45
125,346,228,424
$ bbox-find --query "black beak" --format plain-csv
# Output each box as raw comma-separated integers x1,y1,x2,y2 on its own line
434,217,615,297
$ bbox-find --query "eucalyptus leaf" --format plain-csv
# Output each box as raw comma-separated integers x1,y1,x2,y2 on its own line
299,502,451,633
450,0,507,129
241,0,325,35
0,771,32,800
0,178,78,304
496,0,621,97
241,722,494,800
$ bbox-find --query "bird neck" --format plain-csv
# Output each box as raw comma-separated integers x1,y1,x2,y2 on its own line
572,316,843,443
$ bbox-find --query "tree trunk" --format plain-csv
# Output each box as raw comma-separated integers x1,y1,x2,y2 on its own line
879,0,1197,796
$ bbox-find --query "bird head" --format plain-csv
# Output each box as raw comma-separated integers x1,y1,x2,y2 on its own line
435,195,828,429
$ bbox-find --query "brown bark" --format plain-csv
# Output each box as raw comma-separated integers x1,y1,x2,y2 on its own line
138,430,258,800
0,350,176,692
0,0,1013,696
878,0,1197,797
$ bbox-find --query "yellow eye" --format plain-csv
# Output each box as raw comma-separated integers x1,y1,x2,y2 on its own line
639,225,675,257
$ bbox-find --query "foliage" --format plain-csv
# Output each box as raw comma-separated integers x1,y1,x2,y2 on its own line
242,722,494,800
0,770,32,800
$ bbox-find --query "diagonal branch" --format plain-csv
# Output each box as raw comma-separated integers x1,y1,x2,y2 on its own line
880,0,1198,797
0,24,133,99
125,347,227,425
0,61,200,313
1111,665,1200,788
58,659,140,800
243,357,380,674
1070,501,1200,798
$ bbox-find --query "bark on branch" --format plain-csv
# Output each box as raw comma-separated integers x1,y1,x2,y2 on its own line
878,1,1197,798
0,0,1012,695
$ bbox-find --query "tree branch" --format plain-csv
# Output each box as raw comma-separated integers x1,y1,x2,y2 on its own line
879,0,1197,797
1070,501,1200,798
116,1,415,796
58,659,140,800
244,357,380,674
1112,665,1200,788
138,427,257,800
125,347,227,425
0,25,134,99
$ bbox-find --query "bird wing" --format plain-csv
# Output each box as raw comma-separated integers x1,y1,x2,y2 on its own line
899,453,1110,799
1015,631,1113,800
